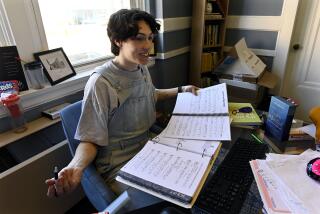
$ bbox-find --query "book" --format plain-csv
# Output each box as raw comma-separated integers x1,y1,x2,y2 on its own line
263,134,315,155
289,127,314,141
265,96,297,142
228,102,262,126
42,103,70,119
163,83,231,141
117,139,221,208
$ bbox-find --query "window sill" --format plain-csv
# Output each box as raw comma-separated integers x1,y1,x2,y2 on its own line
0,59,155,119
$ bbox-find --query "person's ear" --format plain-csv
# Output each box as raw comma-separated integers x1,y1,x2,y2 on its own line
114,40,122,48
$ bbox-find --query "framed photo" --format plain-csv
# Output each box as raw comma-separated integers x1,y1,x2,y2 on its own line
34,48,76,85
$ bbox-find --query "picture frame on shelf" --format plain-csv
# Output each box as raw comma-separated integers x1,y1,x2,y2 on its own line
34,48,76,85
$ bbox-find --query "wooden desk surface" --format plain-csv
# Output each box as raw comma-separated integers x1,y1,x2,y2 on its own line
0,117,61,149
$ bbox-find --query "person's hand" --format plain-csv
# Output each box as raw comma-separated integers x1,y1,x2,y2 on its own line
45,166,83,197
181,85,199,95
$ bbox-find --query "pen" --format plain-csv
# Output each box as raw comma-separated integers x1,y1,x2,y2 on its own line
251,133,263,144
54,166,59,180
54,166,58,197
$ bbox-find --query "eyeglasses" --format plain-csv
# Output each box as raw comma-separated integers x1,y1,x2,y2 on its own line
232,106,253,115
131,34,155,42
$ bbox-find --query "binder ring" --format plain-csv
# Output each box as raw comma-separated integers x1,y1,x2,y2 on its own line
153,136,160,144
202,148,207,158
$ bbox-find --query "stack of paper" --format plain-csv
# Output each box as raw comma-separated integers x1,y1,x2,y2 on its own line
250,149,320,214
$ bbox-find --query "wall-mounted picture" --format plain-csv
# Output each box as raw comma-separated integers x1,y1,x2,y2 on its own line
34,48,76,85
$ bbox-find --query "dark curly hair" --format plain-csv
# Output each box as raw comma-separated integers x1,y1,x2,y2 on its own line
107,9,160,55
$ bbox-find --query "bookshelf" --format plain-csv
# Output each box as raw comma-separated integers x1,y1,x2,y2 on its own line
189,0,229,87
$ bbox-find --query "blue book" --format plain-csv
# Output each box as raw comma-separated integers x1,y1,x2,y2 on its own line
265,96,296,142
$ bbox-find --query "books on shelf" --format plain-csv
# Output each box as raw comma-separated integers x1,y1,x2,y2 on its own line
201,52,219,73
117,139,221,208
163,83,231,141
203,24,220,47
228,102,262,127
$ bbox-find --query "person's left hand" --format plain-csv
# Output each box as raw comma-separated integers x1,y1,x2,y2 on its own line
181,85,200,95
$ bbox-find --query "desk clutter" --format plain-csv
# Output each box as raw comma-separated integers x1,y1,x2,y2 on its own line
195,138,268,214
117,83,230,208
215,38,278,107
250,149,320,214
115,82,318,213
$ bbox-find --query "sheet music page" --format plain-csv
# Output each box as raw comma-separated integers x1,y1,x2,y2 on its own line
163,115,231,140
153,134,220,157
173,83,228,115
120,141,211,197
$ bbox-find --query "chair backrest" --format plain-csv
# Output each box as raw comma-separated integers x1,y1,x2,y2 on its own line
60,100,116,211
60,101,82,156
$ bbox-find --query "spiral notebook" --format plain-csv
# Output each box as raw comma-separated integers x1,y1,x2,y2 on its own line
117,138,221,208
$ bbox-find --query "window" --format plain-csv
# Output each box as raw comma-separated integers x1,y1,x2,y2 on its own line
0,0,15,46
0,0,145,67
37,0,131,66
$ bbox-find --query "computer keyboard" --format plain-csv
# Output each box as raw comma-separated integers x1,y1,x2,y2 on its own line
194,138,268,214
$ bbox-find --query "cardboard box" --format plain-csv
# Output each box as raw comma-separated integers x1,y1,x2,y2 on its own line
221,80,266,107
214,38,278,89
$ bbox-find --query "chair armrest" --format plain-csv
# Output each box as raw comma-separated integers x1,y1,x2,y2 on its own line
103,191,130,214
82,165,117,211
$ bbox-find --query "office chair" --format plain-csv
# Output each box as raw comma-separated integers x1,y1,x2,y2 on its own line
60,100,164,212
60,100,117,211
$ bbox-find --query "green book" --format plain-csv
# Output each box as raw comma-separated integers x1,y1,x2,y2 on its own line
228,102,262,126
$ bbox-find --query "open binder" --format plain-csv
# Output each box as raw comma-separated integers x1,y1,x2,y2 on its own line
117,83,229,208
117,139,221,208
163,83,231,141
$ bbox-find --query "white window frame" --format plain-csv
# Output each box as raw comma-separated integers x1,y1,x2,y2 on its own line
0,0,15,46
0,0,147,119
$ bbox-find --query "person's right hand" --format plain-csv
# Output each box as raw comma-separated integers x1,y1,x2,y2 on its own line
45,166,83,197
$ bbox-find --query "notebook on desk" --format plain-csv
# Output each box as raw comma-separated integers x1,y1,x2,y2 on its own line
116,139,221,208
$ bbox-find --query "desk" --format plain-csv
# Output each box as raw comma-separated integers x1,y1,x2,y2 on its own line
128,127,267,214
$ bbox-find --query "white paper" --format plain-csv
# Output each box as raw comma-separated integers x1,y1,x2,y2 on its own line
153,134,220,157
251,159,309,214
266,150,320,213
173,83,228,115
120,141,211,197
299,124,316,139
163,115,231,141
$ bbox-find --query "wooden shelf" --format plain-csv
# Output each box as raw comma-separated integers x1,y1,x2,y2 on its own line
203,44,222,49
0,117,61,149
205,14,224,20
189,0,229,87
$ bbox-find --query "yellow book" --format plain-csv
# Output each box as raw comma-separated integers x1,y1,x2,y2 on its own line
229,102,262,126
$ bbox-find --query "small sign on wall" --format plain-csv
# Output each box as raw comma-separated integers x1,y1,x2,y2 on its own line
0,46,29,91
